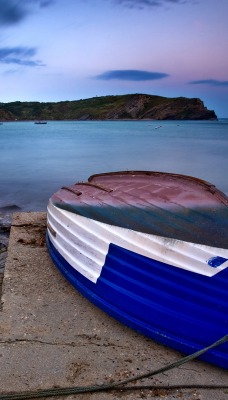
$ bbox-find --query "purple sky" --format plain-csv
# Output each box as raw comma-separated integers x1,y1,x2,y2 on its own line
0,0,227,117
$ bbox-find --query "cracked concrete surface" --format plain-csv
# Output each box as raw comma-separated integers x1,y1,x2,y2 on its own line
0,212,227,399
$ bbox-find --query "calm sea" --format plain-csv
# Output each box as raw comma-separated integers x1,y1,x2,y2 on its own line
0,119,228,211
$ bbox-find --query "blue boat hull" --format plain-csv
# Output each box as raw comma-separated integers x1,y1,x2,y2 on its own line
46,232,228,369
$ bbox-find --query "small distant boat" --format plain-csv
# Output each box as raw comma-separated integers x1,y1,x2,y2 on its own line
46,171,228,368
34,121,47,124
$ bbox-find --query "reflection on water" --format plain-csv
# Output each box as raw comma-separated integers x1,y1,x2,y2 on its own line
0,119,227,211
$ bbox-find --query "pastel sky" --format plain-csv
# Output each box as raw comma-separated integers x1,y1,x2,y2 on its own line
0,0,228,117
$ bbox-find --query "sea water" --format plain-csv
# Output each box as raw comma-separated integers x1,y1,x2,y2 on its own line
0,119,228,211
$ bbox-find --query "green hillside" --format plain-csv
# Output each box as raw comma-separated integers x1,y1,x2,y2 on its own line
0,94,217,121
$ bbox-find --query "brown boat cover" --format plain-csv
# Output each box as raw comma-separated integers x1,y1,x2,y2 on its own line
50,171,228,249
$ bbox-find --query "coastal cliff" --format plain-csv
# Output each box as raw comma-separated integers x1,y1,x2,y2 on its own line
0,94,217,121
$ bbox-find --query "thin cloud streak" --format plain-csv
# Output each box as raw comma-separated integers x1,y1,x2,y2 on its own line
112,0,195,9
95,70,169,81
189,79,228,87
0,47,45,67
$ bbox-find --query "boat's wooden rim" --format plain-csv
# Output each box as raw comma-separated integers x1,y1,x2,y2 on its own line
88,170,228,206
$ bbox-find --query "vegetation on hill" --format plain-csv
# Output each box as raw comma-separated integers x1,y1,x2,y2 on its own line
0,94,217,121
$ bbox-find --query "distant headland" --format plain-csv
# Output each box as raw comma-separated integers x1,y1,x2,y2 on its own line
0,94,217,121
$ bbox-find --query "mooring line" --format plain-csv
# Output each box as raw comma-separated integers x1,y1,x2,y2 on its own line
0,334,227,400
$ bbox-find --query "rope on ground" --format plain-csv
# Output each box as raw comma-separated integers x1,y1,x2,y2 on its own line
0,247,7,254
0,334,227,400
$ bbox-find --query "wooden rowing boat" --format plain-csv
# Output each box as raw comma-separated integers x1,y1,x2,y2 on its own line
46,171,228,368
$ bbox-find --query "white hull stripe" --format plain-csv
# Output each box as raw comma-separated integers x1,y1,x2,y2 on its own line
47,202,228,283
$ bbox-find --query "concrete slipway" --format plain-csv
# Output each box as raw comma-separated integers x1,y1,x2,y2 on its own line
0,212,227,400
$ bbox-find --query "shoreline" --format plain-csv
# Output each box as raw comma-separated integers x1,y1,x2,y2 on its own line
0,211,227,398
0,117,221,122
0,209,16,293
